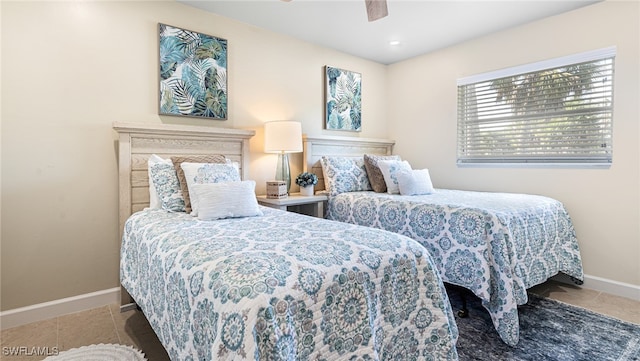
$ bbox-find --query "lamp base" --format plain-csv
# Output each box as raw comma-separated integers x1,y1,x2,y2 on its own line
275,153,291,193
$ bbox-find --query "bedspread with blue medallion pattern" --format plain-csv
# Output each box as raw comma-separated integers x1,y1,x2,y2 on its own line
326,189,584,346
121,207,459,360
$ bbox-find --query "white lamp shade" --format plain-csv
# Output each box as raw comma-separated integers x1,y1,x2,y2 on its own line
264,121,303,153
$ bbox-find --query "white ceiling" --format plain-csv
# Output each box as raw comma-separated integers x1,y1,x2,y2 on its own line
178,0,600,64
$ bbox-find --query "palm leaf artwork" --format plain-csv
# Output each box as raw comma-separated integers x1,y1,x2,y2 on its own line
325,66,362,131
159,24,227,119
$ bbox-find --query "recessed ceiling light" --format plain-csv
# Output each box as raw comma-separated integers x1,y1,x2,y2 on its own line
389,40,401,46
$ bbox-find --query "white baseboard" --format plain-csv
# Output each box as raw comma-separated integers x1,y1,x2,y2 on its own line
0,287,120,331
553,273,640,301
582,274,640,301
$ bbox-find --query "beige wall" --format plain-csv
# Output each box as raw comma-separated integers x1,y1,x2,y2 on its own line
1,1,387,310
388,0,640,288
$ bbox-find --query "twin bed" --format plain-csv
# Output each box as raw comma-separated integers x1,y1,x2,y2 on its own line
114,123,459,360
114,123,584,359
302,135,584,347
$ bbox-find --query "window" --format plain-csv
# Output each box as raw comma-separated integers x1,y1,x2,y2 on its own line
457,47,615,167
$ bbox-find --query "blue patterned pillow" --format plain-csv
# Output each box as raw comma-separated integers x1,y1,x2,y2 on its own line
147,154,169,209
180,162,241,216
320,156,372,196
149,158,186,212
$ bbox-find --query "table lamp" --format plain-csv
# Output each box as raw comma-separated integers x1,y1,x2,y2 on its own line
264,121,303,193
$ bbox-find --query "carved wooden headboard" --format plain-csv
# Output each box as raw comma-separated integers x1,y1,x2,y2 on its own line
302,135,395,191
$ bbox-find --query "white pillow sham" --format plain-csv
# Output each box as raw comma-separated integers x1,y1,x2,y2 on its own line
363,154,402,193
180,162,241,216
148,154,185,212
190,181,263,221
397,169,435,196
377,160,412,194
171,154,230,214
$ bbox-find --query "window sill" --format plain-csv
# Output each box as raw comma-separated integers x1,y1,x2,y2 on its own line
456,162,611,169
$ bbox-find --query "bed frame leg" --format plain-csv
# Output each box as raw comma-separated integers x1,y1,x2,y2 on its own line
447,283,470,318
119,285,138,312
457,296,469,318
570,276,584,286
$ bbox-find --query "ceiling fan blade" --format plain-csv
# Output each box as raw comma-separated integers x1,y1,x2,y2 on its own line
365,0,388,22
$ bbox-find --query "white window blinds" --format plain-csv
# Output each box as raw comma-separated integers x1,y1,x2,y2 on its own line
457,47,615,166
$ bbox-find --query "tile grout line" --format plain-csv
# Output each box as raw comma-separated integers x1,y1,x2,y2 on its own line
108,305,122,344
55,316,59,352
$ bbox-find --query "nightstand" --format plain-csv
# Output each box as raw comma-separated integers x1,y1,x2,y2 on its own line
256,193,329,218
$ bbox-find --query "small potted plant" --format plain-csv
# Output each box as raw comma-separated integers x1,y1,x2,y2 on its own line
295,172,318,196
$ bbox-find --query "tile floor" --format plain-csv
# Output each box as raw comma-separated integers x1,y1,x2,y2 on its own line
1,279,638,360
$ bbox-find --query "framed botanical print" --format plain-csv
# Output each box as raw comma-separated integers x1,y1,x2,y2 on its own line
159,23,228,119
325,66,362,131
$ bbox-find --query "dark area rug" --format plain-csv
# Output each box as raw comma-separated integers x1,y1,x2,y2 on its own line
447,286,640,361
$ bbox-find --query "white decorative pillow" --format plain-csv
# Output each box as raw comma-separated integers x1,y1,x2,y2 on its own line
191,181,263,221
397,169,435,196
363,154,402,193
320,156,372,196
180,162,241,216
171,154,229,214
377,160,412,194
148,154,185,212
